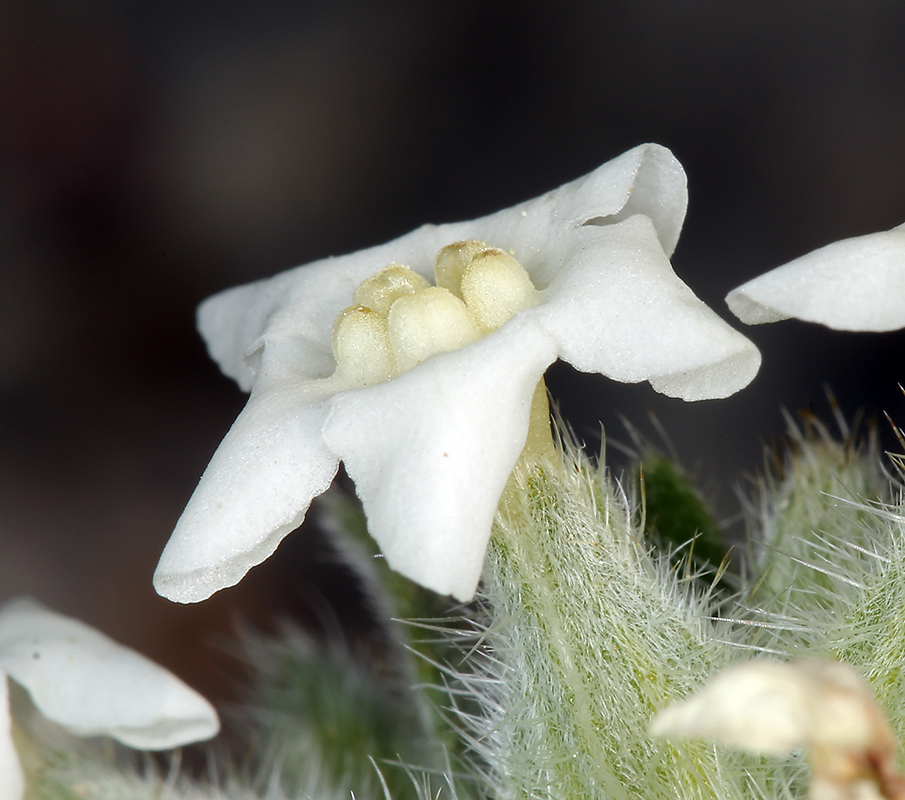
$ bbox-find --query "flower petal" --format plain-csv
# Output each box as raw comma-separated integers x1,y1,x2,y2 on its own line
463,143,688,275
322,314,559,601
0,677,25,800
726,223,905,331
196,144,688,392
154,378,339,603
651,659,811,754
535,215,761,400
0,598,219,750
651,659,887,759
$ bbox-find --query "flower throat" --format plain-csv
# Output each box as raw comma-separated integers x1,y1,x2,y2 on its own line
330,240,554,459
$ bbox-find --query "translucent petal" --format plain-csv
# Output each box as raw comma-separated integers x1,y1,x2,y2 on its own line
534,215,760,400
322,315,558,600
154,379,339,603
726,223,905,332
0,598,218,750
0,678,25,800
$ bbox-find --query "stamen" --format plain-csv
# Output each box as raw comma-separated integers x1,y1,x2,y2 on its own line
435,240,490,298
330,241,540,388
331,306,396,385
387,287,481,373
353,263,431,316
461,247,540,333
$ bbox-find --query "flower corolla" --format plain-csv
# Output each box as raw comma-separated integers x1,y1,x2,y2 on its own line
154,144,760,604
727,222,905,331
651,658,904,800
0,597,219,800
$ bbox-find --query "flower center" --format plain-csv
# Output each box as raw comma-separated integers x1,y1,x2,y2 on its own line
331,241,541,387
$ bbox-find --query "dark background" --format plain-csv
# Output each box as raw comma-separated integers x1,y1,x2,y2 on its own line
2,0,905,700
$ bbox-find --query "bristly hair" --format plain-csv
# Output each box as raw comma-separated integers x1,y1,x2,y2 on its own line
22,410,905,800
411,433,786,800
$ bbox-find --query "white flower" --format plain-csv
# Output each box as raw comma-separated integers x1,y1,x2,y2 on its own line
0,597,219,800
154,144,760,604
651,659,904,800
726,223,905,331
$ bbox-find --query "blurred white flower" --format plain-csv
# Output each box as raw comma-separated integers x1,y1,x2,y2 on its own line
727,223,905,331
154,143,760,604
652,658,905,800
0,597,219,800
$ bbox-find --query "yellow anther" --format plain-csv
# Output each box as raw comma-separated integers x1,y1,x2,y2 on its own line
434,240,492,298
387,286,481,373
331,306,396,386
331,242,539,388
460,248,540,333
352,263,431,316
